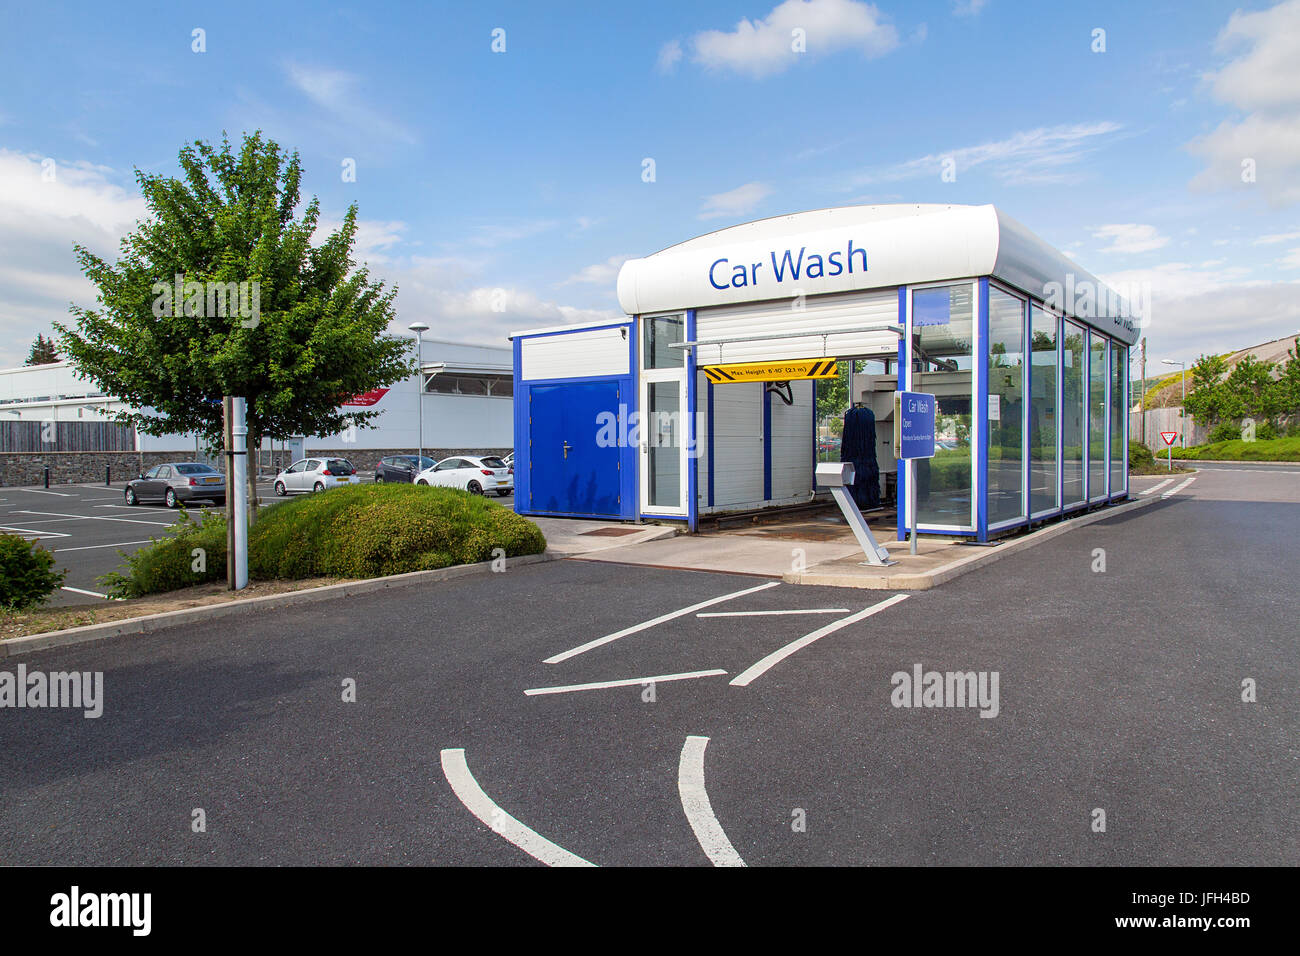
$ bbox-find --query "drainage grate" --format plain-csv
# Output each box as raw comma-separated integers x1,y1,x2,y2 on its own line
579,527,643,537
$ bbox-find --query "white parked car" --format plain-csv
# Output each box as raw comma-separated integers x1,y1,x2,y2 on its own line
273,457,359,495
414,455,513,497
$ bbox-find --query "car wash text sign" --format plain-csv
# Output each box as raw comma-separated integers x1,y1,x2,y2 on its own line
708,239,868,291
894,391,936,460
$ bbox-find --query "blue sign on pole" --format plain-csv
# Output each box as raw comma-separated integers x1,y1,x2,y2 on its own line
895,390,936,460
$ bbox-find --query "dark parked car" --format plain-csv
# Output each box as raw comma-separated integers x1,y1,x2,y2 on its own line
374,455,437,483
125,462,225,508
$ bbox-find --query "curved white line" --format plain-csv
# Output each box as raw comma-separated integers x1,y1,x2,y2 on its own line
678,736,746,867
440,748,595,867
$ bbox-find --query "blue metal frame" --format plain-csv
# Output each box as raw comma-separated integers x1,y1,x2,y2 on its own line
686,309,698,532
976,278,990,542
707,380,715,507
762,382,772,501
896,286,908,542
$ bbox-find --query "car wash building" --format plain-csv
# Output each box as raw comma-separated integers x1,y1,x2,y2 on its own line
510,204,1138,542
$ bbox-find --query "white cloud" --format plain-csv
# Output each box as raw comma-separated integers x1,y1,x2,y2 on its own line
656,39,683,73
686,0,899,79
952,0,988,16
563,254,632,286
1253,229,1300,244
1188,0,1300,206
1092,223,1170,255
1100,261,1300,358
1279,247,1300,269
699,181,773,220
283,62,415,145
847,122,1122,187
0,150,149,368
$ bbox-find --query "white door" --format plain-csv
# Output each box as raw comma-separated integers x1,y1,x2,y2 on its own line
639,375,687,515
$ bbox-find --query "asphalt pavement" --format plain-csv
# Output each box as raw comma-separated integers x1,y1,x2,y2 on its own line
0,466,1296,865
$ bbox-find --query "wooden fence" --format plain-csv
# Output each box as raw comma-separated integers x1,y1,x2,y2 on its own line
0,420,135,453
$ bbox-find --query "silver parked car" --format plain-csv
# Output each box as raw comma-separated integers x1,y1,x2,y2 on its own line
124,462,225,508
273,457,359,495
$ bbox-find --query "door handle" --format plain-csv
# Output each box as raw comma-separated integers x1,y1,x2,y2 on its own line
563,441,572,460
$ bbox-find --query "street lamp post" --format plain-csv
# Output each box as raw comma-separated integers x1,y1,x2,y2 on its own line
1161,359,1186,448
408,322,430,471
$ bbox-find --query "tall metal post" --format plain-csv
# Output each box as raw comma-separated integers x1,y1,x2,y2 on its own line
231,398,249,590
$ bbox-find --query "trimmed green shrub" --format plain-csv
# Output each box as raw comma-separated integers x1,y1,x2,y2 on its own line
1209,421,1239,444
1128,439,1153,470
1171,436,1300,462
249,483,546,580
0,533,66,610
99,509,228,599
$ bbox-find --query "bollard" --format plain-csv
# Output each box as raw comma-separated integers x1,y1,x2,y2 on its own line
106,465,111,486
43,466,50,489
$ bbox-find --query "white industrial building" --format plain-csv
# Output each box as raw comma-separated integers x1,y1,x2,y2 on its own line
0,339,513,469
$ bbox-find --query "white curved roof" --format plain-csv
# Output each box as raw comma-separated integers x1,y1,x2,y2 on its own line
616,204,1138,345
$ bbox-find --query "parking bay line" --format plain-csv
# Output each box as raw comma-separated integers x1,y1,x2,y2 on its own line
61,586,111,599
543,581,781,664
1140,478,1174,496
698,608,849,618
439,748,595,867
730,594,911,688
678,736,746,867
1161,477,1197,499
54,539,154,552
14,510,173,527
525,669,727,697
0,526,70,540
18,489,75,497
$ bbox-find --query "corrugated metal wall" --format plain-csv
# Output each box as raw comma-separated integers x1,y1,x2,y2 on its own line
694,288,899,366
770,380,814,500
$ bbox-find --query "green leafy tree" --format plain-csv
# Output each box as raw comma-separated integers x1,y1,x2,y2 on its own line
815,360,852,429
1274,338,1300,417
25,333,60,365
1183,353,1231,427
56,131,414,515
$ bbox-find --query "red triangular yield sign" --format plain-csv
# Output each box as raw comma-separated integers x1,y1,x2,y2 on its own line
1160,431,1179,445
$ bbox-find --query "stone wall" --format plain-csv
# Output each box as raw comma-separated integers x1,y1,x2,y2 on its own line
0,448,514,487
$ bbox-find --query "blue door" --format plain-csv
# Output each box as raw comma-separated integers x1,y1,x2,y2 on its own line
529,381,622,517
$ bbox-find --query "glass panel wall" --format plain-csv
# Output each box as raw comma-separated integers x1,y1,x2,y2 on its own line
1110,343,1126,496
987,287,1026,525
1062,321,1086,507
646,381,682,509
1029,305,1059,514
912,284,974,528
643,314,684,369
1088,334,1108,500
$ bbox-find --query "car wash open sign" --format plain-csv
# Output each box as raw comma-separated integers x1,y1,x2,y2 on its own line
894,390,936,459
703,358,840,384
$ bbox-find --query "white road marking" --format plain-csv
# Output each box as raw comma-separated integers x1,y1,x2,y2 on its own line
439,748,595,867
1161,477,1198,499
14,510,172,527
697,608,849,618
543,581,781,664
0,526,70,540
525,669,727,696
730,594,911,688
54,539,154,552
19,489,74,496
678,736,745,867
1140,478,1174,496
60,586,110,599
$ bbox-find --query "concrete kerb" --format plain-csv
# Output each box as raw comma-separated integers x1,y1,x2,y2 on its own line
0,552,557,659
785,494,1163,590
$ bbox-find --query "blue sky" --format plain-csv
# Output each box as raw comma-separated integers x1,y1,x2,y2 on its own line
2,0,1299,370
